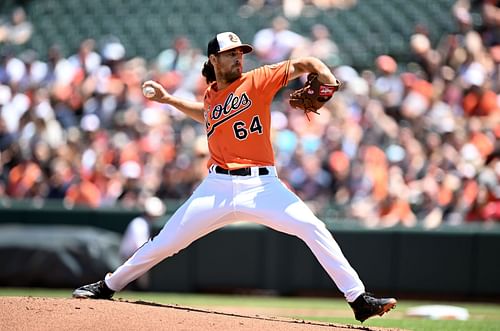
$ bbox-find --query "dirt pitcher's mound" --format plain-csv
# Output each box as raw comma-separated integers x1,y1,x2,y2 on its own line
0,297,403,331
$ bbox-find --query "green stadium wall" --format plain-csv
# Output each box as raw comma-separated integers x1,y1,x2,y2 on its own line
0,203,499,299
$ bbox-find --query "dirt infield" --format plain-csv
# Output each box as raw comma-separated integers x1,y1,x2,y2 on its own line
0,297,404,331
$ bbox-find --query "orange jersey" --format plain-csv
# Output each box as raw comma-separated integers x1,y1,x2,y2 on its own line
203,60,290,169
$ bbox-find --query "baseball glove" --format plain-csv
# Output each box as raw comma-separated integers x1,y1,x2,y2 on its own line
289,73,341,118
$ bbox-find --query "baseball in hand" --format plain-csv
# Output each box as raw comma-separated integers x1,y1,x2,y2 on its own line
143,86,156,98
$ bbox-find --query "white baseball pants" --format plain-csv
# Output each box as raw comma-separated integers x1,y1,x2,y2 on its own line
105,166,365,302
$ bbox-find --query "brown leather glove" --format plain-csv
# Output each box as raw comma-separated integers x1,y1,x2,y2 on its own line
289,73,341,118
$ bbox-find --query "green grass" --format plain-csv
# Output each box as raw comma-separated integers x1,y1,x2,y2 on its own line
1,288,500,331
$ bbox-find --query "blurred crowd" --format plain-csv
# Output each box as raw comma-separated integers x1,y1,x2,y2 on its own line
0,1,499,228
240,0,358,18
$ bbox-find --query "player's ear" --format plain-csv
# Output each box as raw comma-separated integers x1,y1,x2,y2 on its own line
209,54,217,66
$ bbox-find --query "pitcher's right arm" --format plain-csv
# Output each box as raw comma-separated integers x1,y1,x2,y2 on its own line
142,80,205,124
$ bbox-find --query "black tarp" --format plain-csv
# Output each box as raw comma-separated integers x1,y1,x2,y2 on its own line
0,225,122,287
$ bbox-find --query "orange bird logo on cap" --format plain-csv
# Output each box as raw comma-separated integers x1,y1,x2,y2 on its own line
228,33,238,43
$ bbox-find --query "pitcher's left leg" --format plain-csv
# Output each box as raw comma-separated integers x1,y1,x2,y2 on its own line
274,204,364,302
246,179,365,302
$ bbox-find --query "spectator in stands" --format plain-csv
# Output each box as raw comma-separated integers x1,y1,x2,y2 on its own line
0,151,5,200
68,39,102,77
399,74,434,120
372,55,404,116
376,166,417,228
410,33,442,80
46,157,73,199
45,44,77,87
0,115,15,152
289,154,332,213
156,36,206,95
239,0,282,17
0,7,33,45
64,174,102,208
472,0,500,47
478,152,500,221
281,0,357,18
253,16,305,64
6,155,43,199
156,36,203,75
308,24,340,66
189,135,210,189
461,63,499,116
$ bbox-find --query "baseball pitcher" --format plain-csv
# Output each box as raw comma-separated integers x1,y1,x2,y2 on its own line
73,32,396,323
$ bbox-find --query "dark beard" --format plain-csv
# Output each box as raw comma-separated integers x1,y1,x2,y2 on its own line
222,70,241,84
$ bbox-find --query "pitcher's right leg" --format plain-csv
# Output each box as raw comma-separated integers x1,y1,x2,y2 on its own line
105,213,226,292
73,175,233,297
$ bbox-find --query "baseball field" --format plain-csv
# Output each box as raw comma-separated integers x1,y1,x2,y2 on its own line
1,289,499,331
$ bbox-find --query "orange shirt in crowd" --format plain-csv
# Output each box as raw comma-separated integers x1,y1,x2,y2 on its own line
470,132,494,158
379,198,415,226
363,146,389,201
463,89,498,116
65,179,102,208
7,161,42,198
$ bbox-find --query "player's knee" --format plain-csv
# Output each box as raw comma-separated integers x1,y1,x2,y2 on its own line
291,219,323,237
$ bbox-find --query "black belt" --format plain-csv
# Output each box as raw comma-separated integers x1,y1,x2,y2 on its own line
214,166,269,176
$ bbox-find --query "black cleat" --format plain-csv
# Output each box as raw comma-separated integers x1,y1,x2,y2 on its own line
72,280,115,299
349,292,397,322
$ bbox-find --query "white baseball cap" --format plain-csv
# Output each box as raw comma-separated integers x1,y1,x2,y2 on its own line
207,32,253,56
